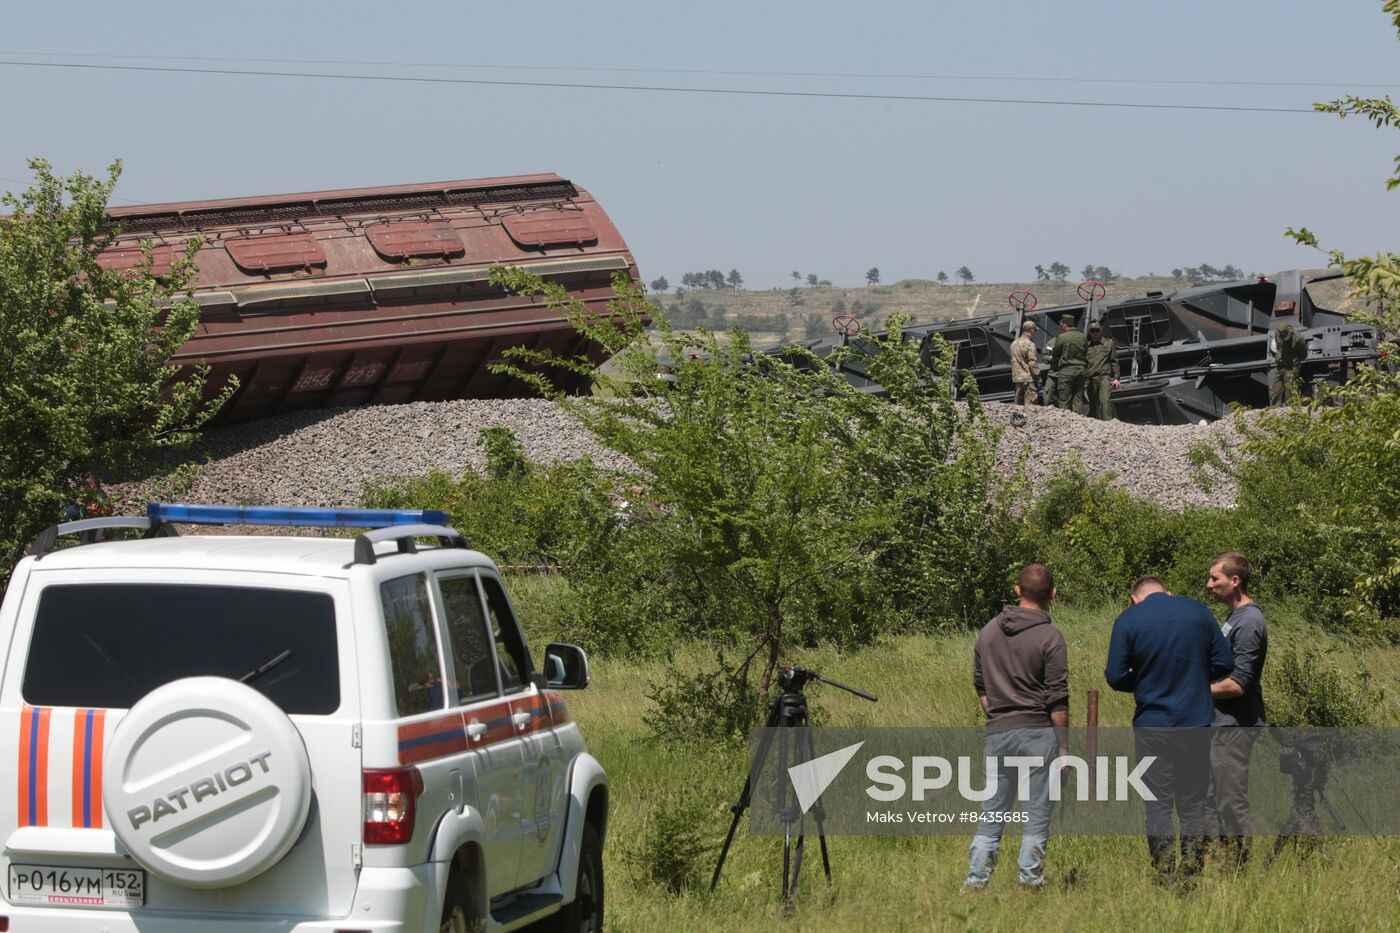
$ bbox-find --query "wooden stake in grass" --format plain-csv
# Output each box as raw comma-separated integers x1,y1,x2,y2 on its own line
1086,690,1100,796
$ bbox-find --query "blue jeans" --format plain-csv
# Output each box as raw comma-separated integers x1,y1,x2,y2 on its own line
965,727,1058,887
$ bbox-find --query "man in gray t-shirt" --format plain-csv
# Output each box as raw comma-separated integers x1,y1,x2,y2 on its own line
1206,551,1268,866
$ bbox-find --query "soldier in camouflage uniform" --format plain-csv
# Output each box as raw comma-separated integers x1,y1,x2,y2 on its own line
1085,322,1120,420
1270,323,1308,406
1051,318,1089,414
1011,320,1040,405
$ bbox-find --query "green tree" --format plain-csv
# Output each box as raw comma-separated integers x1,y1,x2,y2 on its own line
726,269,743,289
1049,261,1070,282
791,270,801,283
866,267,880,285
483,267,1012,724
937,270,949,285
0,159,232,573
649,275,670,293
1200,1,1400,637
1034,264,1048,281
806,273,820,287
956,266,974,285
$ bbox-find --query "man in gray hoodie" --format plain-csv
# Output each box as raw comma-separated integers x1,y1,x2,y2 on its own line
965,564,1070,888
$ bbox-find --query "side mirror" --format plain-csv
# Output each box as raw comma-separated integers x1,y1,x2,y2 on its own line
544,643,590,690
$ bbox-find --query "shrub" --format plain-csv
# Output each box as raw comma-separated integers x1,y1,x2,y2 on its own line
1023,459,1201,603
624,785,714,893
645,648,759,744
1266,643,1383,728
360,454,616,571
1194,394,1400,640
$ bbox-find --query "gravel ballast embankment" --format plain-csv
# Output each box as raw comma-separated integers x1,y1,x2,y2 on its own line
114,399,1242,513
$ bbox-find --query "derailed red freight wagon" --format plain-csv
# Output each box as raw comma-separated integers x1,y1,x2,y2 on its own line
100,173,639,424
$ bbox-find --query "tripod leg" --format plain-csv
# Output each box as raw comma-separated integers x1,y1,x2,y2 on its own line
711,702,784,891
803,727,835,885
711,798,747,892
787,829,805,909
782,823,792,902
1318,790,1347,833
1271,811,1300,859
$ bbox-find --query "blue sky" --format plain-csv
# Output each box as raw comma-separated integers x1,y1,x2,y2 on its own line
1,1,1396,289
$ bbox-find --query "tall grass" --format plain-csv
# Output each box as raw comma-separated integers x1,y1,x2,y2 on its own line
516,592,1400,932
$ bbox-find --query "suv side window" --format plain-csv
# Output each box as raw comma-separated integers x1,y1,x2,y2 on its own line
478,573,530,693
438,574,499,704
379,573,444,717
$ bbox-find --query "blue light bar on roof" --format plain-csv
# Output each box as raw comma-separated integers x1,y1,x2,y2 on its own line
147,503,451,529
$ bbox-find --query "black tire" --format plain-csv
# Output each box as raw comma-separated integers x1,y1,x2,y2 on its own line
540,823,604,933
439,866,476,933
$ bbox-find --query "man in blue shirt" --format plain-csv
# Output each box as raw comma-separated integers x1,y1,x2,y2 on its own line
1105,575,1233,885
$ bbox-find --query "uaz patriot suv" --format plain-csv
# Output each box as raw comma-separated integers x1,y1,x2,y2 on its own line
0,504,607,932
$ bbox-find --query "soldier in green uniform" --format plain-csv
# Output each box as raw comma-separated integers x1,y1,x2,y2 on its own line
1051,318,1089,414
1270,323,1308,406
1085,322,1120,420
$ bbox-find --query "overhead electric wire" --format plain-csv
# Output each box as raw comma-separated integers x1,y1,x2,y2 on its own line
0,173,144,204
0,58,1323,114
2,49,1395,91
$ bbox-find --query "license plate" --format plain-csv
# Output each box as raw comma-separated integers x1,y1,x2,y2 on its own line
8,863,145,908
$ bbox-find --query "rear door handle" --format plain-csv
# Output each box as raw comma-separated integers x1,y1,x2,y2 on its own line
512,711,532,730
467,721,487,741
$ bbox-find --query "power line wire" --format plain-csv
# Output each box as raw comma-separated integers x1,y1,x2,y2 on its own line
1,49,1394,91
0,59,1322,114
0,174,145,204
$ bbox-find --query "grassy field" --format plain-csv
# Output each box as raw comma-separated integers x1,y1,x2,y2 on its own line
650,274,1357,347
508,583,1400,932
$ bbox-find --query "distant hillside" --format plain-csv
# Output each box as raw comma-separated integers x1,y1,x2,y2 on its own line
648,274,1356,345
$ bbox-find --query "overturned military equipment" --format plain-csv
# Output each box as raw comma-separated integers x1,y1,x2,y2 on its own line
770,271,1378,424
101,174,639,425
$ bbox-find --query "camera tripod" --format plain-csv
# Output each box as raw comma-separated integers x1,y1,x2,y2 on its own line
710,665,877,906
1270,736,1347,859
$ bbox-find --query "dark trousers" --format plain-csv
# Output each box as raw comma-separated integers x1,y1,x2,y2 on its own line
1055,370,1087,414
1207,726,1261,864
1135,728,1213,878
1087,376,1114,420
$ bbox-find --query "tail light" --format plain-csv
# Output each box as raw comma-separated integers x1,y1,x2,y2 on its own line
363,767,423,845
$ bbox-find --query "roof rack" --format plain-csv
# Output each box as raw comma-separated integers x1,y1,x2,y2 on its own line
29,516,178,559
352,524,469,566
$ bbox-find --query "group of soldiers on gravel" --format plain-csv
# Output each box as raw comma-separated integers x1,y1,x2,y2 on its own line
1009,318,1121,419
1009,317,1307,419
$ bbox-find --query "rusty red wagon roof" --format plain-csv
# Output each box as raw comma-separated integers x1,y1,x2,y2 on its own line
101,173,639,424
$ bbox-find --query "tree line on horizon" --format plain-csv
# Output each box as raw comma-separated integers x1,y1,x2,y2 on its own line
649,260,1248,295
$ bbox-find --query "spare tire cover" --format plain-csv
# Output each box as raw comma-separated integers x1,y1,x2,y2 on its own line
103,677,312,889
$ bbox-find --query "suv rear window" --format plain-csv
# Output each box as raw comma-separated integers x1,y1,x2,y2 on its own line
22,584,340,714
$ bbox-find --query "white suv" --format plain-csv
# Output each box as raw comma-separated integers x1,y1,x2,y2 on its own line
0,504,607,932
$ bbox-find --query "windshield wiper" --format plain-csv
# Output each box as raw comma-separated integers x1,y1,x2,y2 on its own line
239,649,292,685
